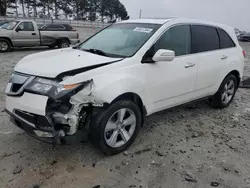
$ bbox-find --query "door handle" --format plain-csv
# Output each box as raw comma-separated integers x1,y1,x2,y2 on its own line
221,55,228,60
32,33,36,35
185,63,196,68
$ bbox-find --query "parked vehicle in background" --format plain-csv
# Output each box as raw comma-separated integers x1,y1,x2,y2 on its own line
238,33,250,42
0,20,80,52
5,18,245,155
39,24,76,31
235,28,241,38
0,21,9,28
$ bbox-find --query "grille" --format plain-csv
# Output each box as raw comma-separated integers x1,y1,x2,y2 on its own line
15,110,36,124
14,110,53,129
5,73,34,96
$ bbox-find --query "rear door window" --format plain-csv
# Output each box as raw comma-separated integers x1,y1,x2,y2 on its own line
217,28,236,49
191,25,219,53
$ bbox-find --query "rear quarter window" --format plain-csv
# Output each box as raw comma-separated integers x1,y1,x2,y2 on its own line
217,28,236,49
191,25,220,53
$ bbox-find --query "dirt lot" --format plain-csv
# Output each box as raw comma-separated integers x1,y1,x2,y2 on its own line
0,29,250,188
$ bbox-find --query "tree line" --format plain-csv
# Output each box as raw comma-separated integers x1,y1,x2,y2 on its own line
0,0,129,22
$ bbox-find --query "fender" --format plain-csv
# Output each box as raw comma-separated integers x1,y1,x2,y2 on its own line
70,73,149,111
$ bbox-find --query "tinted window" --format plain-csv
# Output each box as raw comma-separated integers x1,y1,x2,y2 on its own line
17,22,34,31
45,24,65,30
191,25,219,53
154,25,191,56
217,28,235,49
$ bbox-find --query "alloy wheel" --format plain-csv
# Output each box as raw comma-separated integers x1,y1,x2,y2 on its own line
221,80,235,104
0,41,8,52
104,108,136,148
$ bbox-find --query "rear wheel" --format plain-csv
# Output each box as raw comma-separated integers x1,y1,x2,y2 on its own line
0,39,11,52
48,45,56,49
90,100,142,155
209,74,238,108
58,40,70,48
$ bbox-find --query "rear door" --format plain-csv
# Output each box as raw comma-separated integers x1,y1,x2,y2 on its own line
13,21,39,47
216,28,239,81
191,25,222,97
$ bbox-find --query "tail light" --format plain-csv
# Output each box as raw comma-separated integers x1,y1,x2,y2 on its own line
77,32,79,39
243,50,246,58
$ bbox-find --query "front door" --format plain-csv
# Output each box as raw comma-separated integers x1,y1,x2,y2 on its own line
12,21,39,47
145,25,198,113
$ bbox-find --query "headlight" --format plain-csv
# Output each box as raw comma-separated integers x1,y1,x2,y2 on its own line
25,77,89,100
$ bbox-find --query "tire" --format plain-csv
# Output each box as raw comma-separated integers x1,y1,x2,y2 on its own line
90,100,142,155
0,39,11,52
209,74,238,109
58,40,70,48
48,45,56,49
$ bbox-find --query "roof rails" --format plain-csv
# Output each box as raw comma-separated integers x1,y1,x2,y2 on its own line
139,17,178,20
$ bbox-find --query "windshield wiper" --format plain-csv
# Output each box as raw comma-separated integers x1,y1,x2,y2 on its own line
80,48,127,58
83,48,108,57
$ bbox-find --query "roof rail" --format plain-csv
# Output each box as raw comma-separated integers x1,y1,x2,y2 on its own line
140,17,178,20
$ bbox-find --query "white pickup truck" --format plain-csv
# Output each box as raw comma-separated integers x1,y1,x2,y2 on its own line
0,20,80,52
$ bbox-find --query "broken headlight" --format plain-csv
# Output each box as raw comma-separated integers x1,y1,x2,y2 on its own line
25,77,90,100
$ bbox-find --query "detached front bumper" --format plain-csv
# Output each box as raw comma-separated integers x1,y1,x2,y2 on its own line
6,109,60,144
6,108,82,145
5,93,84,145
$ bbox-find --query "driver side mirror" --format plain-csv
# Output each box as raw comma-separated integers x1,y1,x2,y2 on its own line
152,49,175,62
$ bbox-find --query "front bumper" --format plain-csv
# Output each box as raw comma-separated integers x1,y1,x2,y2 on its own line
6,109,80,145
5,93,85,145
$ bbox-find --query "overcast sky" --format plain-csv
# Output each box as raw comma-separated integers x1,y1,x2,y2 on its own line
120,0,250,31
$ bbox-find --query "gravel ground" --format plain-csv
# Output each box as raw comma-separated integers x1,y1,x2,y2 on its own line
0,29,250,188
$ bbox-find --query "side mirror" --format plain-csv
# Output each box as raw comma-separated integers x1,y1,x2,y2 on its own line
152,49,175,62
15,27,20,32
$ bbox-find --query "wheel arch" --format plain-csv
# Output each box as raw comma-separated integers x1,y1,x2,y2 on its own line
111,92,147,126
226,70,241,88
0,37,13,47
56,37,70,45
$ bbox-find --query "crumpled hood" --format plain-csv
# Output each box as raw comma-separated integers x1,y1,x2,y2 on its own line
15,48,122,78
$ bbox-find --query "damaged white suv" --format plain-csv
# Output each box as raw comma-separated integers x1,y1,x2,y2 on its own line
5,18,245,155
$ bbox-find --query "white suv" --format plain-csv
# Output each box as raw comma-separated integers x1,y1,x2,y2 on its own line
5,18,245,155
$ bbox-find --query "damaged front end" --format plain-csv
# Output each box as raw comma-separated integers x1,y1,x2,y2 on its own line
43,79,107,144
6,73,107,145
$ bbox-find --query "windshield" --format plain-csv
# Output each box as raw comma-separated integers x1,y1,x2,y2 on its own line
79,23,161,57
2,21,19,30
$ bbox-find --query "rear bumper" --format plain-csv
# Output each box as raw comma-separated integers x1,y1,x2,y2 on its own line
70,39,80,45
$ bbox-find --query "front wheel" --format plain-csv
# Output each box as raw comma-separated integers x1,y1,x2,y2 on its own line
209,74,238,108
90,100,142,155
0,39,11,52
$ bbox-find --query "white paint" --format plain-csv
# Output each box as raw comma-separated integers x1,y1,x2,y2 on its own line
15,48,122,78
6,93,48,115
8,18,245,117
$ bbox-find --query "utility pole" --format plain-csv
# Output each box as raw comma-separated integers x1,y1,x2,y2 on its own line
139,9,142,18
